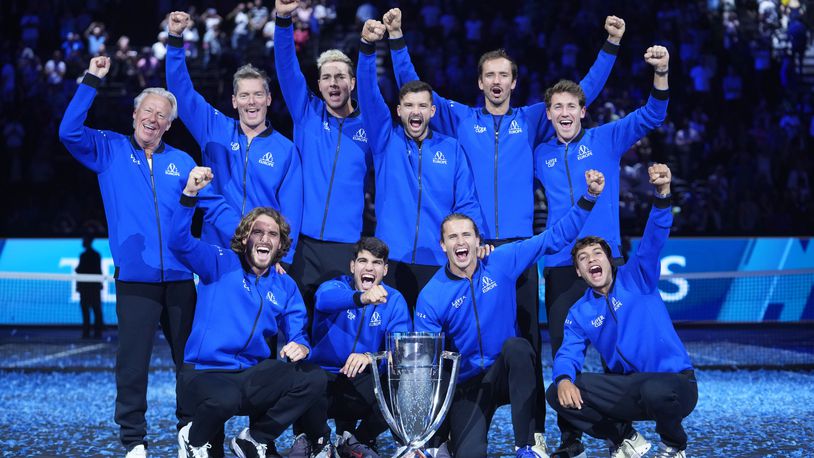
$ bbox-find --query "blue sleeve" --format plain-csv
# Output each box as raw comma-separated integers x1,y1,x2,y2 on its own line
273,17,311,124
414,290,444,333
357,43,394,158
166,37,223,146
386,291,413,333
621,195,673,293
281,280,311,351
315,279,360,313
451,144,485,229
491,195,596,279
278,142,303,264
195,186,241,246
167,196,222,283
58,77,113,174
551,310,588,383
389,38,464,136
608,91,669,160
580,41,619,107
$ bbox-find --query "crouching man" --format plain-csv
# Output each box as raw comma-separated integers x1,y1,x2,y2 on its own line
171,167,335,458
547,164,697,458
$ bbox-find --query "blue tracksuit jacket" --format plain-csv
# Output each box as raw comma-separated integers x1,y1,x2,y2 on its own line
534,89,669,267
310,275,412,373
390,37,618,241
274,16,372,243
58,75,232,282
357,42,484,266
169,195,310,370
415,195,596,382
166,35,302,263
553,195,694,383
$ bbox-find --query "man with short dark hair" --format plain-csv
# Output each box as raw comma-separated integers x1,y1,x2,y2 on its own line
172,167,334,458
297,236,411,458
273,0,375,314
166,11,302,263
547,164,697,458
76,234,103,339
357,20,484,309
414,171,605,458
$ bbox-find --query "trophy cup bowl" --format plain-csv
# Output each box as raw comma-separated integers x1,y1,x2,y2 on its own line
370,332,460,458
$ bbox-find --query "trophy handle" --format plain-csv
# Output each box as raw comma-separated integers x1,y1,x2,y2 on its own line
370,351,410,445
404,351,461,453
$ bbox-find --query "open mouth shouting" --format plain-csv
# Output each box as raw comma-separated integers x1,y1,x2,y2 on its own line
490,85,503,99
454,246,469,263
588,264,603,281
359,272,376,290
254,244,272,265
408,115,423,131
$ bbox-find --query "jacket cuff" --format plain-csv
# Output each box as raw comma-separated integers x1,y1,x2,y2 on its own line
651,88,670,100
82,73,102,88
275,15,292,27
555,374,573,385
602,41,620,55
389,36,406,50
180,194,198,207
578,195,597,211
353,292,364,307
653,193,672,209
168,34,184,48
360,41,376,55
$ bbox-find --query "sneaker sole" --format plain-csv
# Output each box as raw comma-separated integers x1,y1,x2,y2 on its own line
229,438,248,458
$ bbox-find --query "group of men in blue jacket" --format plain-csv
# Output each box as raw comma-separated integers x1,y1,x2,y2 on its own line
58,0,697,457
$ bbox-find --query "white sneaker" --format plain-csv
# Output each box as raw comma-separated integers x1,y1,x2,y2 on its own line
178,422,212,458
125,444,147,458
653,443,685,458
231,427,271,458
532,433,550,458
609,431,652,458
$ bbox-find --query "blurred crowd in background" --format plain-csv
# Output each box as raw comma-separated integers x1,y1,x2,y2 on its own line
1,0,812,238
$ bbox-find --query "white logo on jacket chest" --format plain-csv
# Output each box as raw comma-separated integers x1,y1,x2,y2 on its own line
259,152,275,167
481,276,497,293
591,314,605,328
353,128,368,143
347,309,356,320
611,297,622,311
130,153,141,165
474,124,487,134
432,151,447,165
165,163,180,176
323,121,330,131
243,278,251,292
577,145,593,160
369,311,382,326
451,295,467,309
508,120,522,134
266,291,278,305
231,142,240,151
546,158,557,168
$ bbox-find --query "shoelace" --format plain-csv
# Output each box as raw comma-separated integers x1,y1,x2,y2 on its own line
256,443,268,456
192,443,212,458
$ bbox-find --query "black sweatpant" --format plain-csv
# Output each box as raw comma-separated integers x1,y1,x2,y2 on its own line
297,369,388,445
545,371,698,450
114,280,196,449
180,359,328,447
490,237,543,433
384,261,439,313
290,235,357,318
449,338,537,457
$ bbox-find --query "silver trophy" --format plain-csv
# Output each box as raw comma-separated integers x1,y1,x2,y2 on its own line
370,332,460,458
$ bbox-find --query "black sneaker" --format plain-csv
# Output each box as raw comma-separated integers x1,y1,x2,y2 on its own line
549,441,586,458
178,423,213,458
336,431,379,458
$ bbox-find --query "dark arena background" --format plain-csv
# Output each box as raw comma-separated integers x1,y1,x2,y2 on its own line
1,0,813,457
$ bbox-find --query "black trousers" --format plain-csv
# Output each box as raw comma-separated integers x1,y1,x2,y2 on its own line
545,371,698,450
179,359,330,447
384,260,439,313
114,279,196,449
289,235,357,317
490,238,542,432
78,288,104,337
297,369,388,445
449,338,537,457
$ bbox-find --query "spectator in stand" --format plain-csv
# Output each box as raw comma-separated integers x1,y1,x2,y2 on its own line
85,22,108,56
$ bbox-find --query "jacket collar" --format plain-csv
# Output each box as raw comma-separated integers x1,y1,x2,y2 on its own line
240,120,274,138
480,106,514,116
129,135,166,154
